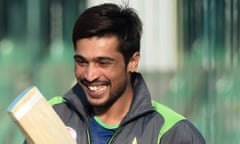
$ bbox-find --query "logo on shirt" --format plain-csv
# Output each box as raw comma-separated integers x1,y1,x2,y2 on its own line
66,126,77,140
132,137,137,144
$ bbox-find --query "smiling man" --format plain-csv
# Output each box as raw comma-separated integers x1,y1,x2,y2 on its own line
41,3,205,144
73,35,136,126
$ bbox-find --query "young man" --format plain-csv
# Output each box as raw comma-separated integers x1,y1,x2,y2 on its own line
26,3,205,144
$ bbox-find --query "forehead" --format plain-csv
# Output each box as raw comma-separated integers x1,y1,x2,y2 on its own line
75,35,120,53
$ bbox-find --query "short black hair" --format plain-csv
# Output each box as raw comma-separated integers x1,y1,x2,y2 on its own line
72,3,142,64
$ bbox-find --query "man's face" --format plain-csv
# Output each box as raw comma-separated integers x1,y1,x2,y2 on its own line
74,35,135,108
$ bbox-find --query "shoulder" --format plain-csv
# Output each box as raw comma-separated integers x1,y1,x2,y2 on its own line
161,120,206,144
151,101,205,144
151,100,185,138
48,96,74,122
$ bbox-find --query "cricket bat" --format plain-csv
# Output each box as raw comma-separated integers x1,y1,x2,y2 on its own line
7,86,76,144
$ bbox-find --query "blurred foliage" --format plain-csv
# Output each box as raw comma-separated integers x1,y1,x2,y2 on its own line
0,40,75,143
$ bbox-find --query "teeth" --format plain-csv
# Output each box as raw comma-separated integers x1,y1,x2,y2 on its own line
88,86,107,92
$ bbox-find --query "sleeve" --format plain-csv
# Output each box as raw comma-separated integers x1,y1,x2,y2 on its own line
160,120,206,144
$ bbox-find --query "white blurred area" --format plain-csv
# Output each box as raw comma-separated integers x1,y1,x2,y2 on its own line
87,0,178,72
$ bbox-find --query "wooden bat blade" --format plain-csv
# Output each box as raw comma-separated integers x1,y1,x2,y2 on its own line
7,86,76,144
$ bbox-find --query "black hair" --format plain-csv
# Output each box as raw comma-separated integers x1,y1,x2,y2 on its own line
72,3,142,64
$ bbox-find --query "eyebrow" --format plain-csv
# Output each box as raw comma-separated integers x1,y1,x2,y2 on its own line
73,54,115,62
95,57,115,62
73,55,86,62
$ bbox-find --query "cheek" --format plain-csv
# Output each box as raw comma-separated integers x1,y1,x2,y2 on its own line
108,68,127,84
74,64,83,78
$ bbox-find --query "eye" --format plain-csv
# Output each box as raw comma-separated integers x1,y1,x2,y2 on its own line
98,60,112,67
74,55,88,66
99,60,111,65
94,57,115,67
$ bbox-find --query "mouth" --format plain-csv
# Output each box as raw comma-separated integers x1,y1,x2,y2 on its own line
80,80,109,98
88,85,107,92
85,85,108,98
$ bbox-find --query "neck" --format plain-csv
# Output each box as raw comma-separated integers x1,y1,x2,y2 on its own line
93,85,134,126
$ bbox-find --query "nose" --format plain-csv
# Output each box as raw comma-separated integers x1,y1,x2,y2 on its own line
84,63,99,82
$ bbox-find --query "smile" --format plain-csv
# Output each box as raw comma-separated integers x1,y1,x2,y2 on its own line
88,85,107,92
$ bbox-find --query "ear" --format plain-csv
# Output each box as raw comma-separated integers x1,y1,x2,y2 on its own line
127,52,140,72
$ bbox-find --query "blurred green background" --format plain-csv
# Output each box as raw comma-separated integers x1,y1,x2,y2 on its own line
1,0,240,143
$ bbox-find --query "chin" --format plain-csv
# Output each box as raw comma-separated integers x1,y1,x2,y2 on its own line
89,98,113,109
